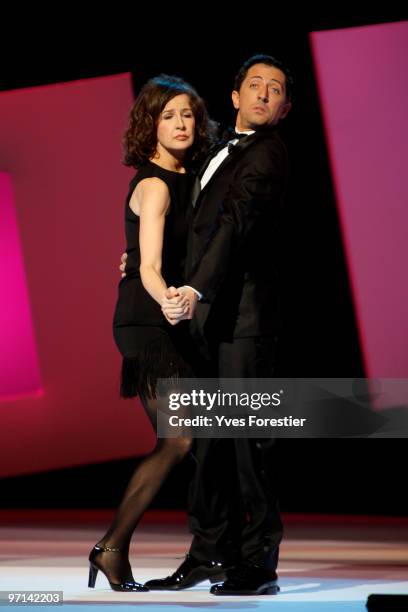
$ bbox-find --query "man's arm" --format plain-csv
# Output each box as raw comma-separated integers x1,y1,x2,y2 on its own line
119,252,127,277
187,140,287,302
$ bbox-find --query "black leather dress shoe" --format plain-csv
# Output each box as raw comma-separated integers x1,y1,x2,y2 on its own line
144,553,230,590
210,562,280,596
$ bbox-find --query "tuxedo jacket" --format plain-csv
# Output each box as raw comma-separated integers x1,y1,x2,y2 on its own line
185,126,288,344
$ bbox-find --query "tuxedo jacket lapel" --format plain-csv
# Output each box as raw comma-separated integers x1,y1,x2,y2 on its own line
191,176,202,209
191,141,227,208
187,131,264,277
193,132,259,214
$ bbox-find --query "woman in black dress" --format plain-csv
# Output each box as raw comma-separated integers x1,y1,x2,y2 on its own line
88,75,215,591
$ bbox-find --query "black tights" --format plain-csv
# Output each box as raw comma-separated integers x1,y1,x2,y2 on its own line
94,394,192,584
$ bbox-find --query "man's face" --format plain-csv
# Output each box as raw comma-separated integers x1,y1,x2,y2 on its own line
232,63,291,131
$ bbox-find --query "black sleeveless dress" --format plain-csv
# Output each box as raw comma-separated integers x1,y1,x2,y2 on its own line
113,160,200,399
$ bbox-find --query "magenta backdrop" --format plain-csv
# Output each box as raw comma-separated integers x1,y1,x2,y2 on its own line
0,74,155,478
0,172,42,400
310,21,408,377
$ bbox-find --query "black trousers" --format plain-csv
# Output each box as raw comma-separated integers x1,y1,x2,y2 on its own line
188,336,283,570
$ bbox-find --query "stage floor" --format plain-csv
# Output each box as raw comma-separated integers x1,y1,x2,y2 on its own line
0,512,407,611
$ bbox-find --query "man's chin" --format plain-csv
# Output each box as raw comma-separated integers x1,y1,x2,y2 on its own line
247,117,272,130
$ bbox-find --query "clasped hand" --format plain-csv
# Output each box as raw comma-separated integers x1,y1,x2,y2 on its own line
161,286,198,326
119,253,197,326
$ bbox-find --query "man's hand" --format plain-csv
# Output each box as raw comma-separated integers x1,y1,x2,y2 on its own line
119,252,127,278
161,286,198,325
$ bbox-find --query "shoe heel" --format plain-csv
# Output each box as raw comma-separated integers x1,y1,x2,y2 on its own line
210,572,226,584
88,563,99,588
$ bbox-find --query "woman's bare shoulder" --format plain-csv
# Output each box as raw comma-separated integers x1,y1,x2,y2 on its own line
129,177,170,216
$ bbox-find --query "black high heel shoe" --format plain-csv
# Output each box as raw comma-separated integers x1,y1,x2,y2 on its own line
88,544,148,592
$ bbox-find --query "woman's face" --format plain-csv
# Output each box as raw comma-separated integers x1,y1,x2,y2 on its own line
156,93,195,156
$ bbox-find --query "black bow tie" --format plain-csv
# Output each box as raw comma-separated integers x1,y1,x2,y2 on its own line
228,132,249,153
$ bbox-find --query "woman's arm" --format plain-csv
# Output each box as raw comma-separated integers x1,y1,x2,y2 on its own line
134,177,171,305
131,177,189,320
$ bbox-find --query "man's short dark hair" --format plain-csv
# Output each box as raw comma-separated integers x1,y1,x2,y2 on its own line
234,54,294,102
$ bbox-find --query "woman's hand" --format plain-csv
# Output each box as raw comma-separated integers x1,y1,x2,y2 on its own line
161,287,190,325
161,286,198,325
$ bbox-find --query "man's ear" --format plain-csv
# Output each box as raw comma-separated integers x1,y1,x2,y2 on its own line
280,101,292,119
232,90,240,110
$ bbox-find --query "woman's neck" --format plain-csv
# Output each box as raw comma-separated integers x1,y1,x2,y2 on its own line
150,146,186,173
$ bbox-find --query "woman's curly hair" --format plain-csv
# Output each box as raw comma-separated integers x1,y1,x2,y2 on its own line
123,74,217,169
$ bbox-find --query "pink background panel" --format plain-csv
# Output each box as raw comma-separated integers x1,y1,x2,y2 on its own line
0,74,155,478
0,172,42,399
310,21,408,377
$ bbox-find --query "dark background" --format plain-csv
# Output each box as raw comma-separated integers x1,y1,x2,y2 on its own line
1,11,407,515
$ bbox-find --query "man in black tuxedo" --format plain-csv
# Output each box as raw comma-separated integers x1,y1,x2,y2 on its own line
145,54,293,596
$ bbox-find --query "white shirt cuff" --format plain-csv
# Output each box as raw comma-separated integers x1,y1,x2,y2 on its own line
183,285,203,300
